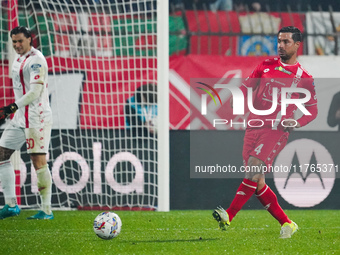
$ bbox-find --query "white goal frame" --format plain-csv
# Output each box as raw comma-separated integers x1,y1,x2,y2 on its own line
0,0,170,212
157,0,170,212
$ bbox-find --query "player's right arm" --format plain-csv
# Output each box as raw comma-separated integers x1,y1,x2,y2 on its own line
14,83,43,109
230,62,262,109
239,62,263,98
0,104,18,124
0,57,46,124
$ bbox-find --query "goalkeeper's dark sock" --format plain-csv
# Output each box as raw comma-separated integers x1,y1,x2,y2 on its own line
226,178,257,222
256,184,291,225
0,160,17,207
36,165,52,215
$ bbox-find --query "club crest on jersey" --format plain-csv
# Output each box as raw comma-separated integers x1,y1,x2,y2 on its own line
275,66,292,75
293,77,301,85
31,64,41,71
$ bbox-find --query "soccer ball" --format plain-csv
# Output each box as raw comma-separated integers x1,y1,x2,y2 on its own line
93,212,122,240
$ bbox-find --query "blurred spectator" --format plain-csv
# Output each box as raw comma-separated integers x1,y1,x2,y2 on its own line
170,0,184,11
114,0,156,13
234,0,264,11
233,0,309,12
125,84,158,137
327,91,340,131
183,0,233,10
309,0,340,11
209,0,233,11
232,0,338,12
170,0,183,7
183,0,211,10
183,0,201,9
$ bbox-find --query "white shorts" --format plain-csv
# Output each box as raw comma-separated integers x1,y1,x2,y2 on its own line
0,123,51,154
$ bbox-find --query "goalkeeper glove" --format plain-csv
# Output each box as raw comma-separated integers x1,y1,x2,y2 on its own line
0,103,18,125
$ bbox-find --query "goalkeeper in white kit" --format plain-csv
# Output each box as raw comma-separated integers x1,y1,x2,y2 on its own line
0,26,53,219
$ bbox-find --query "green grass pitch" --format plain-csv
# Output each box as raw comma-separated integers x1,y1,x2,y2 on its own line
0,210,339,254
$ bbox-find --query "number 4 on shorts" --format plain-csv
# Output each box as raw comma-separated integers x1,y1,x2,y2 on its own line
254,144,264,155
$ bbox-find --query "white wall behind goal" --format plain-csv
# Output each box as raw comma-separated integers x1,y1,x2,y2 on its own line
48,72,84,129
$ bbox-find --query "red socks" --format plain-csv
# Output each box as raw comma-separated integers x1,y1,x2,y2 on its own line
226,179,291,225
256,184,291,225
226,178,257,221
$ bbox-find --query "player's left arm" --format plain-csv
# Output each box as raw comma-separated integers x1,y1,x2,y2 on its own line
327,92,340,127
296,78,318,127
284,78,318,131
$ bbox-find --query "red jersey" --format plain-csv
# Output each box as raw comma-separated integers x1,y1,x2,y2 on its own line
241,58,318,130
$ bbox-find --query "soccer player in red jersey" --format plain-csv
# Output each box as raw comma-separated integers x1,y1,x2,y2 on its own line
213,26,318,238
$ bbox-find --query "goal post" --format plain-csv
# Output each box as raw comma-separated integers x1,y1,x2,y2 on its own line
0,0,169,211
157,0,170,212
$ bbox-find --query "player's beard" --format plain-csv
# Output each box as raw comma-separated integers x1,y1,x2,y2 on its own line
279,51,293,62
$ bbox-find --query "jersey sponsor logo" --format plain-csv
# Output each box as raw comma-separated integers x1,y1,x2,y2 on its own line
273,139,335,208
34,75,40,80
271,79,286,86
275,66,292,75
31,64,41,71
264,68,270,73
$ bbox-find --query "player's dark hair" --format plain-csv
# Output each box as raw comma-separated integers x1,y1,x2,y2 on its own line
10,26,32,45
136,84,157,103
278,26,303,42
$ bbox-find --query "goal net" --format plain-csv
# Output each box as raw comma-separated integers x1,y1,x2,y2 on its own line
0,0,169,211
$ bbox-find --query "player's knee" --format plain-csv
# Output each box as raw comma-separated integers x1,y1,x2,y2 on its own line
256,177,266,190
245,172,264,182
247,156,265,167
245,156,265,182
30,153,47,170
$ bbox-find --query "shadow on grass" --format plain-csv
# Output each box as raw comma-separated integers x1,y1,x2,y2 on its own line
120,238,219,244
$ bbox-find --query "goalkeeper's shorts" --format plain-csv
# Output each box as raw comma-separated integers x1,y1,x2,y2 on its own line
0,122,51,154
